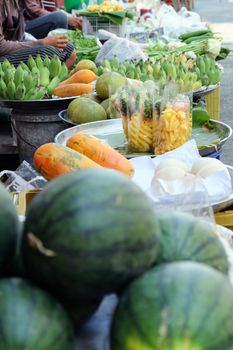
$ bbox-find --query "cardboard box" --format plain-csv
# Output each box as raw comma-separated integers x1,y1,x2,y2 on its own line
14,190,41,217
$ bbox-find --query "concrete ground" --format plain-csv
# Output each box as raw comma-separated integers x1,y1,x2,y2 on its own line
194,0,233,165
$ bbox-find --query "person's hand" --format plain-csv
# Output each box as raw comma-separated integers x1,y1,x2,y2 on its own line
42,35,68,49
68,15,82,30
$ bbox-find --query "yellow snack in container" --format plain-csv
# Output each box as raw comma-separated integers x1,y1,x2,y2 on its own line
153,95,192,155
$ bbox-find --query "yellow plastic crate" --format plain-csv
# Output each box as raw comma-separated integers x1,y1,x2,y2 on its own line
204,85,221,120
215,208,233,231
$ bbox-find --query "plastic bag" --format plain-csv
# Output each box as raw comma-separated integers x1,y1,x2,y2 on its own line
0,161,46,193
95,31,148,65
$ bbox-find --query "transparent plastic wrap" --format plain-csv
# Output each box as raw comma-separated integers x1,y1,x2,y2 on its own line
113,81,191,154
131,139,233,206
95,31,148,65
153,83,192,154
113,80,160,153
0,161,46,193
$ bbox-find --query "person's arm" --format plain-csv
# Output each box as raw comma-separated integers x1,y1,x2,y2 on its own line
24,0,49,19
0,21,44,55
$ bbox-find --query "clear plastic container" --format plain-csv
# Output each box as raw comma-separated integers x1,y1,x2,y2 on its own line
153,93,192,154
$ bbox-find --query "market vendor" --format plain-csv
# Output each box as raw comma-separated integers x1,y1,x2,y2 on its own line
24,0,82,39
0,0,76,69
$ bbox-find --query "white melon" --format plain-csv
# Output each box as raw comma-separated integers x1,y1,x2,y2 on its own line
154,166,187,181
191,157,226,175
197,163,231,180
156,158,189,173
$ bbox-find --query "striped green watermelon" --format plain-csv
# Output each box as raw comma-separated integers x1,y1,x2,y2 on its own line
111,261,233,350
157,211,229,274
0,183,19,273
21,169,160,302
0,278,74,349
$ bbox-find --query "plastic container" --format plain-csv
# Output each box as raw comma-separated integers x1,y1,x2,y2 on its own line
82,16,127,39
203,148,222,160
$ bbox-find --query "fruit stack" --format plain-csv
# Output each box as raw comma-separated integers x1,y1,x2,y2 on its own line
0,55,69,100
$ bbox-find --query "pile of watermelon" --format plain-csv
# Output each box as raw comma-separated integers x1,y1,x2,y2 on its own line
1,168,233,349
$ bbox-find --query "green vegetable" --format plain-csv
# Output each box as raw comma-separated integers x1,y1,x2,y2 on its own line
67,30,100,63
179,29,213,41
183,32,214,44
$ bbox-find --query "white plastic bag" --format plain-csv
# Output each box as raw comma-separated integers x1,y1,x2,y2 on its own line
95,31,148,65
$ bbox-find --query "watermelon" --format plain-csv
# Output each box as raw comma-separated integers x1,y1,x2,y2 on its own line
0,183,19,273
111,261,233,350
21,169,160,301
0,278,74,349
156,211,229,274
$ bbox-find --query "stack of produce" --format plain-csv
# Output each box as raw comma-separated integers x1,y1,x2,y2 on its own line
33,131,135,180
63,69,127,121
1,160,233,348
53,68,96,97
0,55,68,100
98,53,222,92
87,1,124,13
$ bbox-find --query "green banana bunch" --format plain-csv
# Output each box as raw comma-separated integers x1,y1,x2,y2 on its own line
15,84,26,100
31,67,40,85
44,55,51,68
111,57,120,71
14,66,25,87
47,76,60,96
23,72,36,91
126,68,135,79
1,59,11,71
167,64,177,80
0,80,7,99
27,55,37,70
35,55,44,70
152,63,161,77
196,56,206,76
58,63,69,82
23,87,46,100
49,56,61,79
39,67,50,87
102,59,112,71
4,68,14,85
97,66,104,76
201,74,209,86
203,55,212,73
19,62,30,73
6,81,16,100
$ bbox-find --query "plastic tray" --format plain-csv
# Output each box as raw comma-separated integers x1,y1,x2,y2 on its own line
55,116,232,158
